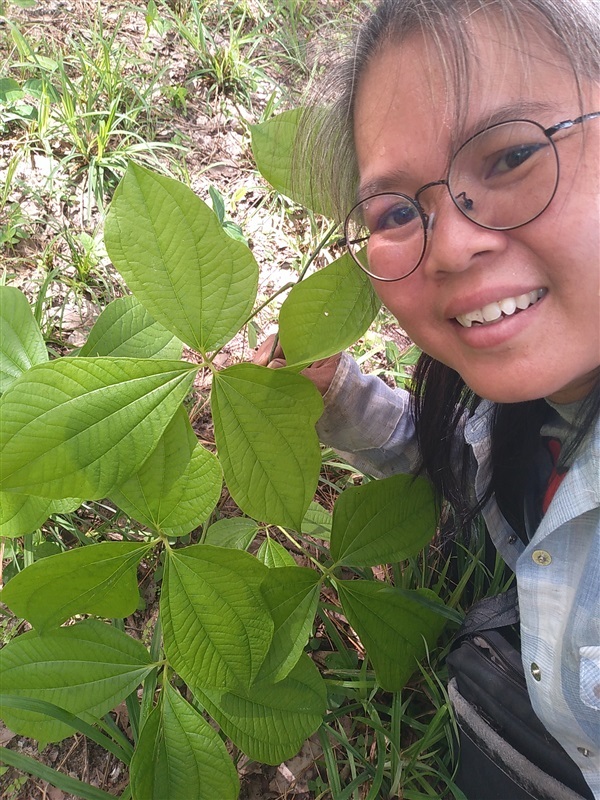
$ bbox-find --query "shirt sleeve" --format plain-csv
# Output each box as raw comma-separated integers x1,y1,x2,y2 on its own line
315,353,422,478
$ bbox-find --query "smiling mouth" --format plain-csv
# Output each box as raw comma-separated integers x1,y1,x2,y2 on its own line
455,288,546,328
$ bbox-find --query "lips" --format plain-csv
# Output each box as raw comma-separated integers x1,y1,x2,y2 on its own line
455,288,546,328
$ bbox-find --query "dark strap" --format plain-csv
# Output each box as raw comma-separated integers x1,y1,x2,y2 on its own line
453,587,520,647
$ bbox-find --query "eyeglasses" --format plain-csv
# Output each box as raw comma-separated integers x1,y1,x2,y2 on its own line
343,112,600,281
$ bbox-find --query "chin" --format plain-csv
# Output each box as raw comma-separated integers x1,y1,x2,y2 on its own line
461,377,549,405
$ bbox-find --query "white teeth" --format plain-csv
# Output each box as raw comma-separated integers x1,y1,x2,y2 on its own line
499,297,517,316
482,302,502,322
455,289,545,328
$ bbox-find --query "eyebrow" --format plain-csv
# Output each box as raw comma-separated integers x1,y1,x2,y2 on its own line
357,168,413,203
458,100,555,142
356,100,556,203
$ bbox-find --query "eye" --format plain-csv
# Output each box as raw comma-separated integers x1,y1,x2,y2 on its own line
364,197,420,233
487,142,548,177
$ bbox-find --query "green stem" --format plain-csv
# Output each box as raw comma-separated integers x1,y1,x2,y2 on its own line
278,527,327,572
112,619,140,743
267,221,339,362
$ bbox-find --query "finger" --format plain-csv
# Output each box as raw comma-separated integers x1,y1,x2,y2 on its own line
253,334,284,363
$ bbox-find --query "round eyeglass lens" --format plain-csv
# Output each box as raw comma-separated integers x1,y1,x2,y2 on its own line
448,120,559,229
344,193,427,280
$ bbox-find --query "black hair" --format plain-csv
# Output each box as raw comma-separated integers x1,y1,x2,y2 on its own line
412,354,600,531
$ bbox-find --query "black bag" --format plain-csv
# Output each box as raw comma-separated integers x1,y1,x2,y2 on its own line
447,589,594,800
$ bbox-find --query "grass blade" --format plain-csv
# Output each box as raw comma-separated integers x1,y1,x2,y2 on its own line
0,745,116,800
0,695,132,764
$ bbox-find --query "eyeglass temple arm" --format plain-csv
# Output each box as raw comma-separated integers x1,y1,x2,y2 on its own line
545,111,600,137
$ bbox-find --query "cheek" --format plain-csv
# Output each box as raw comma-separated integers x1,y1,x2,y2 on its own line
370,278,433,346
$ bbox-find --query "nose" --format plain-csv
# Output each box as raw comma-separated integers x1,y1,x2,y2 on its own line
418,184,508,277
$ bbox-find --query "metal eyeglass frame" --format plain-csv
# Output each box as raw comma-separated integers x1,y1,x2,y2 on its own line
343,111,600,282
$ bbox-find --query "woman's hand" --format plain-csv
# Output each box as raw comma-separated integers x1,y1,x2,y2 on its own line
253,334,340,396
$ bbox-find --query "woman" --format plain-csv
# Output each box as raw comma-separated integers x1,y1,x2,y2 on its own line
258,1,599,797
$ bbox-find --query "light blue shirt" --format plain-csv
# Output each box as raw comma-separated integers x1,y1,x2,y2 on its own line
317,354,600,798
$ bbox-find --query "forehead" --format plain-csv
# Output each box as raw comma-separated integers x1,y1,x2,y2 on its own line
353,14,578,191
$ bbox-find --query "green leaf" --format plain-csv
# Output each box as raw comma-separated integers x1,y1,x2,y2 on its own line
0,78,24,104
1,541,153,631
161,544,273,692
116,403,196,495
203,517,259,550
104,163,259,354
194,653,326,764
0,286,47,394
0,494,84,537
0,492,52,537
301,501,332,540
250,108,331,217
257,566,321,683
79,295,182,359
109,405,221,536
114,441,221,536
336,581,446,691
130,683,239,800
0,358,197,499
279,252,380,366
256,537,297,568
212,364,323,529
0,619,154,743
330,474,437,567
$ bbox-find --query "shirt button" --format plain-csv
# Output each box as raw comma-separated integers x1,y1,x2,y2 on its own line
532,549,552,566
531,663,542,681
577,747,592,757
508,535,517,544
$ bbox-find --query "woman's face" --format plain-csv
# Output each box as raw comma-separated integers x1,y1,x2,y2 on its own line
353,19,600,403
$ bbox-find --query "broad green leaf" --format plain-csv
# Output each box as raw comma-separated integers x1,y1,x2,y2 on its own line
301,501,332,541
130,683,239,800
336,581,446,691
0,285,47,393
104,163,259,354
109,405,217,536
0,358,196,499
0,541,153,631
194,653,326,764
79,295,182,359
250,108,331,217
49,497,82,514
203,517,259,550
161,544,273,691
114,404,196,497
212,364,323,529
279,253,380,366
256,537,296,568
113,442,221,536
0,78,24,103
0,619,154,743
330,474,437,567
257,566,321,683
0,492,52,537
0,493,85,537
